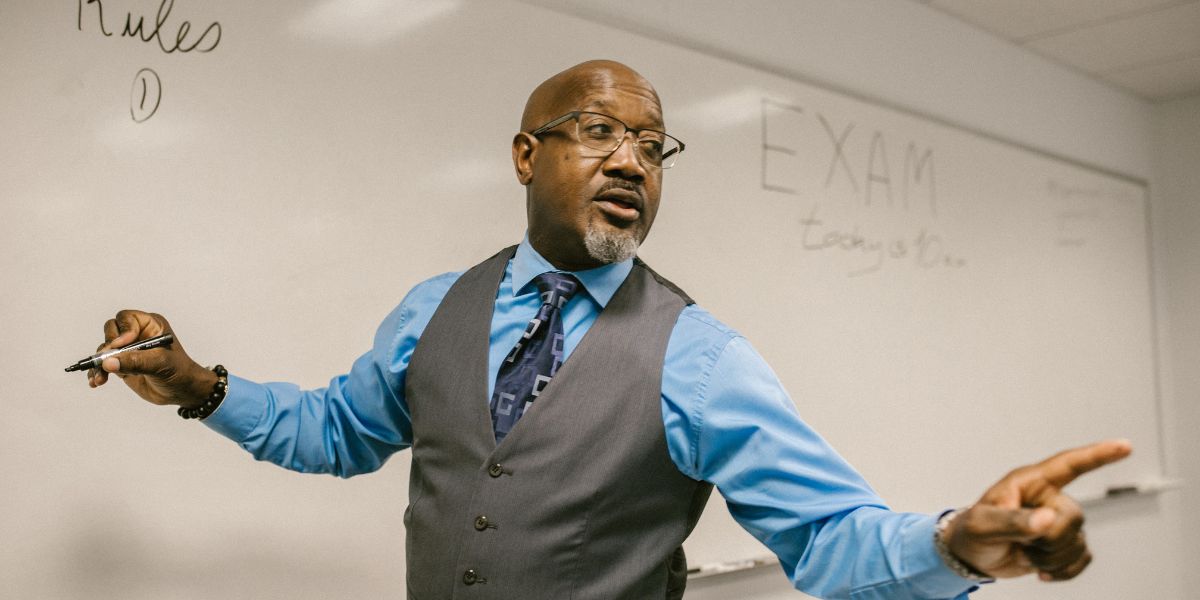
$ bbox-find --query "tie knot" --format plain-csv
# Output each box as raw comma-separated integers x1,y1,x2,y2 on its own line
533,272,580,310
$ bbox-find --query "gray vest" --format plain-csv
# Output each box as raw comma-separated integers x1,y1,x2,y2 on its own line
404,246,714,599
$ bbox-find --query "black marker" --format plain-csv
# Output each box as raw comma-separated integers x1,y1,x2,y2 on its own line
64,333,174,372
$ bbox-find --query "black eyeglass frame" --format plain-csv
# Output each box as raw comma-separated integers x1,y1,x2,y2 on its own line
528,110,685,169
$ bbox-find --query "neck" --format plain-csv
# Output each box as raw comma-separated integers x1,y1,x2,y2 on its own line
528,235,608,272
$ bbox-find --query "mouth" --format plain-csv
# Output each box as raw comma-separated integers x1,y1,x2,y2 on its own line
593,187,643,223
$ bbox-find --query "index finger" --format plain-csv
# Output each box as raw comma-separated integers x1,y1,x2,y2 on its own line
108,309,165,348
1033,439,1132,489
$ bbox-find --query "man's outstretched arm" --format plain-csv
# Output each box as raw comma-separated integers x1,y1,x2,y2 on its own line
81,278,451,477
665,323,1130,599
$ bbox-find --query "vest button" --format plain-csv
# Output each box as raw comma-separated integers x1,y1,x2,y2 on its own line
488,463,504,477
463,569,479,585
474,515,489,531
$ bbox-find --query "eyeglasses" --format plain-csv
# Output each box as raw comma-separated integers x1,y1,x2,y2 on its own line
529,111,685,170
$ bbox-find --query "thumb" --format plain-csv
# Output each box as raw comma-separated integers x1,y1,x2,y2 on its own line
959,504,1057,543
102,349,168,377
1023,506,1056,537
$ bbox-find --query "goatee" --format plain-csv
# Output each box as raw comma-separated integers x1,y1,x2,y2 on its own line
583,219,639,264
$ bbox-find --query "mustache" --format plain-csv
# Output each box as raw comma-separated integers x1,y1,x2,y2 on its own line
596,179,643,200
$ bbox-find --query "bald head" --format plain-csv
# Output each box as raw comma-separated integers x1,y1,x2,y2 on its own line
520,60,661,132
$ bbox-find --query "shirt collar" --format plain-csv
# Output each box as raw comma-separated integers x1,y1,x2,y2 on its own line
512,235,633,308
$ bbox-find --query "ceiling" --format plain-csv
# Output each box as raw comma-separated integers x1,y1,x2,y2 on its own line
917,0,1200,101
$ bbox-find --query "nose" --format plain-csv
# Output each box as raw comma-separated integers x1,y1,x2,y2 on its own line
601,133,647,181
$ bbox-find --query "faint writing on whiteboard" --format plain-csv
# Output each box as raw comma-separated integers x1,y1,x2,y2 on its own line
1045,179,1129,202
129,68,162,123
1054,209,1101,247
761,98,938,217
800,204,965,277
1046,179,1123,248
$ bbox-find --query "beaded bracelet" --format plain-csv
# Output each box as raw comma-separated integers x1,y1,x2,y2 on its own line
934,508,995,583
178,364,227,420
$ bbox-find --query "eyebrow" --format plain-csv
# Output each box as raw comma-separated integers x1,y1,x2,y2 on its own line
580,100,665,130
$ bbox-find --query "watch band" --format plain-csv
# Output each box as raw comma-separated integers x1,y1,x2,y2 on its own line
934,508,997,583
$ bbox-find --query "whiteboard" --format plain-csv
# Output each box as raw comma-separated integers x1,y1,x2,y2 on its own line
0,0,1161,595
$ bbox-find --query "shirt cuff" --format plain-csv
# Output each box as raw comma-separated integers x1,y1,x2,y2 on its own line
901,513,983,599
201,373,267,442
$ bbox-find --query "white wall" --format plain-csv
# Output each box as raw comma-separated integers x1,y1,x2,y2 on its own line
1151,94,1200,595
515,1,1192,598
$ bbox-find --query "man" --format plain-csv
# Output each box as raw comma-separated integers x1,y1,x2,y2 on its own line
85,60,1130,599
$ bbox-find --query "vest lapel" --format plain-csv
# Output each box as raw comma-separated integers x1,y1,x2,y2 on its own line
446,246,516,450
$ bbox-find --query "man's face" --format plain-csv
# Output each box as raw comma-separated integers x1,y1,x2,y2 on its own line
517,66,663,271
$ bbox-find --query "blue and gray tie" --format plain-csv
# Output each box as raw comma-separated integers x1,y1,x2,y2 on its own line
490,272,581,443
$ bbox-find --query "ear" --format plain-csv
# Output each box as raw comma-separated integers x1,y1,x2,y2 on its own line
512,132,538,185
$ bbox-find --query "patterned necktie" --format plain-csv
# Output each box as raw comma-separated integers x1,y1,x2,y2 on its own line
490,272,581,443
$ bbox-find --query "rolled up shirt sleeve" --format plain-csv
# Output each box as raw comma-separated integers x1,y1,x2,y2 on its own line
662,307,976,599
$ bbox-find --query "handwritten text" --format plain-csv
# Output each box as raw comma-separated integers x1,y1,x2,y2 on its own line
799,204,965,277
77,0,221,54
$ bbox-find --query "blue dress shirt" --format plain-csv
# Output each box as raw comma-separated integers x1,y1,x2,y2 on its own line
204,237,975,600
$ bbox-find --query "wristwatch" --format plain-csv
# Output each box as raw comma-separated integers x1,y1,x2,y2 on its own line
934,508,997,583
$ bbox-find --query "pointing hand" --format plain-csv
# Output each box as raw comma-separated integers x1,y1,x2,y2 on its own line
941,439,1132,581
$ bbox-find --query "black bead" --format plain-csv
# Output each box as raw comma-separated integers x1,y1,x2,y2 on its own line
180,365,228,420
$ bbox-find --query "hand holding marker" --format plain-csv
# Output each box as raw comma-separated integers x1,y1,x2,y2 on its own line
65,333,175,373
